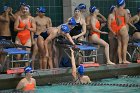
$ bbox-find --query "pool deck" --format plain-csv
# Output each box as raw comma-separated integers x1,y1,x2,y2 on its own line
0,63,140,90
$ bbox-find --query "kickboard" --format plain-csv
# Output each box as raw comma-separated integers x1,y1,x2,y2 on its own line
80,63,100,67
7,68,24,74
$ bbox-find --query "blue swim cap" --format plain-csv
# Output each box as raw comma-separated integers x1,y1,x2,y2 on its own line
24,66,32,73
117,0,125,6
68,17,77,26
77,65,84,75
89,6,97,13
61,24,70,33
37,7,46,13
78,3,86,10
3,6,8,11
110,5,115,13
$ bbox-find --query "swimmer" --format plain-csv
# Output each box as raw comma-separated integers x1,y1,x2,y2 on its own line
16,66,36,92
116,0,130,64
89,6,115,65
37,17,77,69
32,7,52,69
108,5,118,63
70,48,91,84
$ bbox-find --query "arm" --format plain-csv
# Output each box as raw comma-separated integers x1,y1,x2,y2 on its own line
14,16,24,31
108,14,116,35
98,13,107,23
27,17,36,33
65,33,75,45
86,16,91,30
128,15,139,30
48,18,52,27
124,10,129,24
70,48,77,80
73,19,86,39
16,80,24,90
9,7,16,21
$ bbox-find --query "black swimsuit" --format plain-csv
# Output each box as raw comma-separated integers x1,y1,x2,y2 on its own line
70,22,82,37
134,20,140,32
40,31,49,40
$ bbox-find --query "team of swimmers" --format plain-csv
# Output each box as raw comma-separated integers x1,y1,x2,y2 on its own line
1,0,140,68
1,0,140,69
0,0,138,92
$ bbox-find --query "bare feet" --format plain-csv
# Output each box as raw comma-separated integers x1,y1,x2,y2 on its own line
123,61,131,64
107,61,115,65
119,61,123,64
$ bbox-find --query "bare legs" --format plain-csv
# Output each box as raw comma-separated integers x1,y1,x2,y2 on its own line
31,38,38,69
89,34,115,65
37,36,53,69
37,36,47,69
117,26,130,64
108,32,118,63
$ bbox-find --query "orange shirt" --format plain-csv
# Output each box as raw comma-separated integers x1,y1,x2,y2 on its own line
17,18,31,45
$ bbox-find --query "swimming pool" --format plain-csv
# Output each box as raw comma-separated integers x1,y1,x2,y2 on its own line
0,75,140,93
36,76,140,93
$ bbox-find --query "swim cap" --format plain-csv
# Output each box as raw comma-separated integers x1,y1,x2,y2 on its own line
61,24,70,33
110,5,115,13
117,0,125,6
137,8,140,13
24,66,32,73
68,17,77,26
37,7,46,13
3,6,8,11
74,7,80,11
77,65,84,75
89,6,97,13
20,2,26,6
78,3,86,10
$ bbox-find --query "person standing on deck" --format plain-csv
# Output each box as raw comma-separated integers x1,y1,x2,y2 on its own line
115,0,130,64
14,4,36,51
32,7,52,69
37,17,77,69
0,6,12,40
108,5,118,64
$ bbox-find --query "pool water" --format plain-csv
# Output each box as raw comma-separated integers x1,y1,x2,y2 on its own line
36,76,140,93
0,76,140,93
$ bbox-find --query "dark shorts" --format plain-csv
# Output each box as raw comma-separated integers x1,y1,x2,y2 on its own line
40,31,49,40
0,36,11,40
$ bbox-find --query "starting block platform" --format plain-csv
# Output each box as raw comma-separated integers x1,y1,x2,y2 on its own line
0,40,31,71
